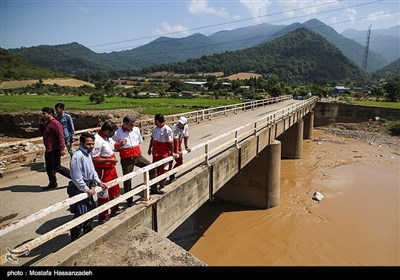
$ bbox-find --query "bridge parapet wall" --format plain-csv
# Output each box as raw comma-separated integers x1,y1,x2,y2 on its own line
315,102,400,126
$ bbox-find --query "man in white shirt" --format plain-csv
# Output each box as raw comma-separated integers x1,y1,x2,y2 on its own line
170,116,191,182
112,115,155,206
92,121,121,224
147,114,178,194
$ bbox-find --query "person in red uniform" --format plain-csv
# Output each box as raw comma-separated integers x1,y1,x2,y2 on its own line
92,121,121,224
170,116,191,182
147,114,178,194
112,115,156,205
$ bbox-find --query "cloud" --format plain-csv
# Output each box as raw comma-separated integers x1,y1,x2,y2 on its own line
367,10,398,22
346,8,357,22
188,0,228,17
240,0,270,22
277,0,340,18
155,22,190,37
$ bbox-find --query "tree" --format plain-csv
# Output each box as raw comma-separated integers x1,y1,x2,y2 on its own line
35,79,44,89
89,91,105,104
384,80,400,102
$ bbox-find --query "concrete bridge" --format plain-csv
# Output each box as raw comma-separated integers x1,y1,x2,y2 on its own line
0,96,317,266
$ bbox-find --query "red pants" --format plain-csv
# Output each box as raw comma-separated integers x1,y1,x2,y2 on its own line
173,142,183,168
95,167,120,219
153,154,173,176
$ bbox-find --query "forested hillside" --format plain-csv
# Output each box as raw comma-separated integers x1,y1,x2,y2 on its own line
0,48,63,80
372,58,400,80
141,28,365,84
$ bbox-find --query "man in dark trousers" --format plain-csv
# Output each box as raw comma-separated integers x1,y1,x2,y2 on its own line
39,107,70,190
112,115,156,206
68,132,107,242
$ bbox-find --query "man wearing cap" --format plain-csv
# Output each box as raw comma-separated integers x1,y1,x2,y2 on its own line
170,116,191,182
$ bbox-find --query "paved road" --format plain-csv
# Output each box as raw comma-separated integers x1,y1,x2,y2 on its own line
0,99,299,265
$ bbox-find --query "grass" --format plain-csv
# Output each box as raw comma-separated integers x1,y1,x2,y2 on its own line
0,95,241,113
349,100,400,109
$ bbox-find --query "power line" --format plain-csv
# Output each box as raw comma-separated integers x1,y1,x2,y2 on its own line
89,0,382,51
96,10,399,59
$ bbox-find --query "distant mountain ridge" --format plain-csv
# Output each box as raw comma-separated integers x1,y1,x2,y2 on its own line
7,19,396,75
341,25,400,63
143,28,365,84
269,19,389,72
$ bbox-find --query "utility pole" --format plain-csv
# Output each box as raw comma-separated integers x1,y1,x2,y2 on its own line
362,25,372,81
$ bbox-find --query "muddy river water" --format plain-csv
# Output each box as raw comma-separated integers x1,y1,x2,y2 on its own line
169,130,400,266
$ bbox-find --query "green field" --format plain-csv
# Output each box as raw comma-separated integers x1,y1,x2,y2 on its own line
0,95,241,114
349,100,400,109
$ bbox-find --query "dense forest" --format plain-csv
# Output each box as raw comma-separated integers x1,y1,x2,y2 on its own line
0,49,63,79
139,28,365,84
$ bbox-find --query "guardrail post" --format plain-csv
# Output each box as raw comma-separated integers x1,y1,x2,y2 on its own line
205,144,209,166
235,131,239,148
143,171,150,201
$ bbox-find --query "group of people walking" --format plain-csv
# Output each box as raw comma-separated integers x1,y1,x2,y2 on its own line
39,105,191,242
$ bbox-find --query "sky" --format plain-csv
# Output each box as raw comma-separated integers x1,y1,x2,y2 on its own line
1,0,399,53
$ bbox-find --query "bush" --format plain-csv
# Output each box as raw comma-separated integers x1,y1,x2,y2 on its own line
389,121,400,136
89,91,105,104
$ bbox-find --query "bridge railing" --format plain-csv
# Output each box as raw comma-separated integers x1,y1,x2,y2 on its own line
0,96,291,171
0,96,317,265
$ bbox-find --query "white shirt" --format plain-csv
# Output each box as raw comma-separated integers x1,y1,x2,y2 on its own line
112,127,143,148
172,123,189,142
92,133,115,158
151,124,173,143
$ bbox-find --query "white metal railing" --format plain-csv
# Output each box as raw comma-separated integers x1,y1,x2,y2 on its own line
0,95,291,149
0,96,316,265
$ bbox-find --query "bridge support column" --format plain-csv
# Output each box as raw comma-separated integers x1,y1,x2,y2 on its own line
303,111,314,140
216,140,281,209
278,119,303,159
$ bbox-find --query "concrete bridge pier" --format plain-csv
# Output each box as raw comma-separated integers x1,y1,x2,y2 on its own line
303,111,314,140
215,140,281,209
277,119,304,159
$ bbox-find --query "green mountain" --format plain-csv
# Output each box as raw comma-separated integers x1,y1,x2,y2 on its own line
0,48,63,80
7,19,391,76
10,42,108,73
208,23,286,51
269,19,388,73
10,34,224,74
143,28,365,84
372,58,400,80
106,33,223,70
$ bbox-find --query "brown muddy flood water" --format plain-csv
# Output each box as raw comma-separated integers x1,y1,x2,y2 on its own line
169,130,400,266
